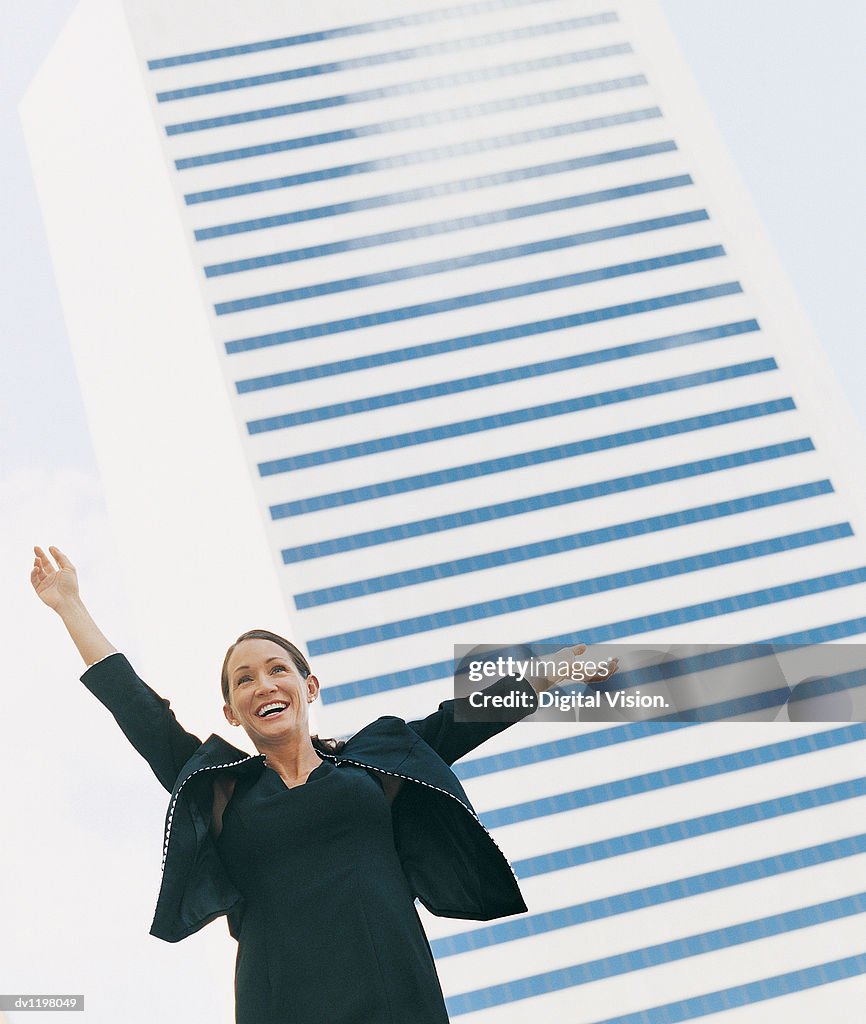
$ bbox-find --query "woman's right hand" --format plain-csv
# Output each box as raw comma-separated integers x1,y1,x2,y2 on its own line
31,545,80,612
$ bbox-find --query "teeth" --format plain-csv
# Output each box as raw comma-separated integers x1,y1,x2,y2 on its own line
257,702,288,717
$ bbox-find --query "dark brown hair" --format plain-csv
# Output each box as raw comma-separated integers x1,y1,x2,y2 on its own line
221,628,346,755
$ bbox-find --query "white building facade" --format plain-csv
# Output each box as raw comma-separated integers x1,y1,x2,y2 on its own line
22,1,866,1020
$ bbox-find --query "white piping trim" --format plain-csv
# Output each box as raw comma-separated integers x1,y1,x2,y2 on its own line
161,754,263,872
161,752,524,895
324,754,523,887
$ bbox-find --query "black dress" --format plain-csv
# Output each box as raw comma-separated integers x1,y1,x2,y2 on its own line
216,755,451,1024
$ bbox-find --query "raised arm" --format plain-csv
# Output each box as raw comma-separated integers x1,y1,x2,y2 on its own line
31,545,202,791
407,671,539,766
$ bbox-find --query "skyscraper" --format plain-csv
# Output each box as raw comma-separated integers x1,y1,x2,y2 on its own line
22,0,866,1019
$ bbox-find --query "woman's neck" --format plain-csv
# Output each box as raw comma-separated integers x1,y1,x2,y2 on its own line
258,733,323,783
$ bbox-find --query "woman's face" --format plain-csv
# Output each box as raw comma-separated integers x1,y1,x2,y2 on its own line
222,638,319,744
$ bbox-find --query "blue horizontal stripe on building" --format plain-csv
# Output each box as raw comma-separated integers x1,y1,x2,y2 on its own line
512,774,866,878
318,576,866,701
219,210,709,315
259,356,772,474
536,565,866,648
148,0,588,69
771,616,866,645
788,667,866,703
363,616,860,742
275,405,800,527
582,952,866,1024
167,43,630,134
208,175,692,277
432,831,866,956
196,140,678,238
446,892,866,1014
460,722,694,781
454,663,865,782
480,725,863,830
157,17,627,101
250,315,748,432
230,245,723,353
307,523,852,654
238,286,743,393
294,481,832,607
650,670,866,722
177,74,647,168
186,106,661,204
588,643,866,700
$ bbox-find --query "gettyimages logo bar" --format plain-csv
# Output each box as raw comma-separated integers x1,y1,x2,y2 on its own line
452,643,866,723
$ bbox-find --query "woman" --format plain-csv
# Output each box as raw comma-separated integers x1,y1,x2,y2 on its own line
31,544,615,1024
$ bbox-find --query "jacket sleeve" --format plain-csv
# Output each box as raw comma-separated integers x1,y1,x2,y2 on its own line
80,652,203,792
406,673,538,766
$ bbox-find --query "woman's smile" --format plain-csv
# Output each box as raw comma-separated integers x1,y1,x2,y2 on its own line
256,700,290,719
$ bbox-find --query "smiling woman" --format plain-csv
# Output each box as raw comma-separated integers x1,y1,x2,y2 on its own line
29,544,604,1024
219,627,347,759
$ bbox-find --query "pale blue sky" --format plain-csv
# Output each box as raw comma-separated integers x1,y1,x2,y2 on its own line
3,0,864,478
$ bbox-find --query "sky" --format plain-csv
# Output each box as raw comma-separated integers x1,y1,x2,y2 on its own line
1,3,864,1022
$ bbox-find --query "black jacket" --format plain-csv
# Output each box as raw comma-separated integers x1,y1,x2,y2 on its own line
81,654,539,943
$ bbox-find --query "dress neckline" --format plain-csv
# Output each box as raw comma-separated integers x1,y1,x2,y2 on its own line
263,755,328,792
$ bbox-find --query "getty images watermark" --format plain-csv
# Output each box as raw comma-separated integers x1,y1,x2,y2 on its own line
453,643,866,723
463,650,646,713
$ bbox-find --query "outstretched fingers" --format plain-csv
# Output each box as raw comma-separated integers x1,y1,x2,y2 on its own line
49,545,74,570
30,552,52,594
33,545,54,571
33,548,51,578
